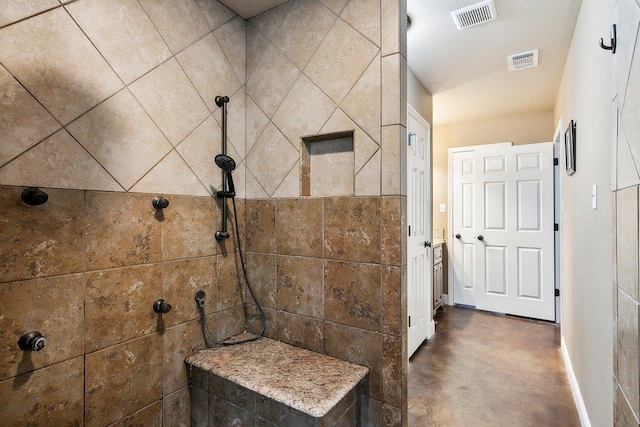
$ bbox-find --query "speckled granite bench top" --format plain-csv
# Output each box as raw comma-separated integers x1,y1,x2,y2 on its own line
185,337,369,418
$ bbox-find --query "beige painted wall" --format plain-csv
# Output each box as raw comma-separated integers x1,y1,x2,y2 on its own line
408,67,432,124
432,110,555,251
554,0,613,425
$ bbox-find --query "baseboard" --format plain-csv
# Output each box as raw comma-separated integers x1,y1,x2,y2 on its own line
561,336,591,427
443,294,450,305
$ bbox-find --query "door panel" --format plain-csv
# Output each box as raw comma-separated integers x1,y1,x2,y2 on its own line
451,142,555,321
407,106,431,357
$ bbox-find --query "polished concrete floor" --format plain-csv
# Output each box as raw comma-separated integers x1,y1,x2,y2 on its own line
408,306,581,426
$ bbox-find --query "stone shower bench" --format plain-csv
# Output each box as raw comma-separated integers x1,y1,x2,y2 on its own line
186,337,369,426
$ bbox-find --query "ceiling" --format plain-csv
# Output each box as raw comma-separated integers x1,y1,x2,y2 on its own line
408,0,582,125
220,0,583,126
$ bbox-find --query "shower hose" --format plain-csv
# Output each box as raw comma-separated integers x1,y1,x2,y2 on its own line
195,197,267,346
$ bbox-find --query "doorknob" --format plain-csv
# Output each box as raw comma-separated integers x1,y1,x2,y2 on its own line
455,234,461,239
477,235,484,241
424,241,431,248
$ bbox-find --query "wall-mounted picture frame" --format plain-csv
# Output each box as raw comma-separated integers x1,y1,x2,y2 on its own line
565,120,576,176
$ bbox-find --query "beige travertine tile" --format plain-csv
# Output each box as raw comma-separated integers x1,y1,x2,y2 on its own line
616,0,640,108
325,321,383,401
246,95,270,154
84,264,161,352
177,33,243,111
139,0,209,54
246,253,277,309
85,192,161,270
381,0,401,56
111,402,162,427
325,260,381,331
381,125,403,195
272,161,300,198
0,275,84,381
341,0,380,47
195,0,236,31
355,149,381,196
0,186,84,283
305,19,378,105
617,126,640,188
276,255,324,318
617,288,639,418
130,150,210,196
214,17,246,84
341,53,381,144
162,257,217,328
324,197,381,263
613,283,618,379
275,198,323,257
245,199,276,253
382,53,403,126
248,1,293,40
66,0,171,85
214,305,246,340
616,187,638,298
163,388,191,427
245,168,270,199
217,253,243,311
163,321,205,395
318,0,348,14
0,0,58,28
85,334,162,427
622,44,640,169
0,65,59,167
382,265,402,337
67,89,172,190
247,27,272,89
0,357,83,426
272,75,337,146
321,108,379,173
246,43,301,118
0,8,122,124
276,310,324,353
0,130,122,191
129,58,209,145
162,195,218,260
273,0,336,70
246,123,299,196
176,115,222,194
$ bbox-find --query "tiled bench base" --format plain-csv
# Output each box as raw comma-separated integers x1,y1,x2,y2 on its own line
186,337,369,427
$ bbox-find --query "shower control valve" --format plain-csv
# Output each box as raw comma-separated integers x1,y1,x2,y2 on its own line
153,299,172,314
19,331,46,352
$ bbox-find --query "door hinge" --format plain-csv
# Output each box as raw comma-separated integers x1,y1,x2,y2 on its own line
408,316,411,327
555,289,560,297
554,157,559,166
554,223,559,231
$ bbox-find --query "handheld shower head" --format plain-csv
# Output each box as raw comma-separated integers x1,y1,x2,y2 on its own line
215,154,236,172
215,154,236,198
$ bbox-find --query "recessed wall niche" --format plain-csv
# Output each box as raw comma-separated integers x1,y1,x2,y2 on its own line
300,131,354,197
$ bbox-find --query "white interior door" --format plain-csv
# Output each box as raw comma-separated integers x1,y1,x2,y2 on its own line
407,105,432,357
450,142,555,321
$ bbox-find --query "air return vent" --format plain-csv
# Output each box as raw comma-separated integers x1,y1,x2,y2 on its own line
451,0,497,30
508,49,539,71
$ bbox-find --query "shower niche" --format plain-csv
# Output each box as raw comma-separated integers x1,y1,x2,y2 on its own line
301,131,354,197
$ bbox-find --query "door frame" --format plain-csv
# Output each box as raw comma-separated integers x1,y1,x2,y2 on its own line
552,120,564,324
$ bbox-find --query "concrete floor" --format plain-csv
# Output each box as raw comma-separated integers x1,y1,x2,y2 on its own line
408,306,581,426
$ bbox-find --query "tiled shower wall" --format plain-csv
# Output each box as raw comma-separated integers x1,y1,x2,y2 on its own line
241,1,408,425
0,0,249,425
0,0,407,426
614,0,640,424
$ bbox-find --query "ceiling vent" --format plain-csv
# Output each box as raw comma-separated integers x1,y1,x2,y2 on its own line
507,49,539,71
451,0,497,30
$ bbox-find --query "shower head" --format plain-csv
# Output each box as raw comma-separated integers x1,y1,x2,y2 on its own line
215,154,236,172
